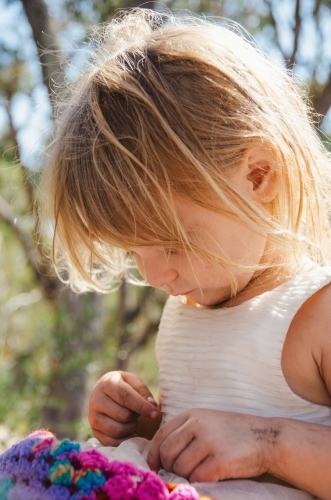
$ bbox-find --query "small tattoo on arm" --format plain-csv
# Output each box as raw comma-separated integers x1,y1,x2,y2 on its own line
251,427,280,443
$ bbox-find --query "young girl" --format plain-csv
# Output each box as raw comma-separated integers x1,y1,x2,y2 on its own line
41,9,331,500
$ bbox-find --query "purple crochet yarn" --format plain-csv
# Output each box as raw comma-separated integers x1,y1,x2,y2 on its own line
0,431,204,500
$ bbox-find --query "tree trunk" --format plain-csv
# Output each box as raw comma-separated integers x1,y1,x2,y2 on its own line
311,77,331,123
21,0,64,108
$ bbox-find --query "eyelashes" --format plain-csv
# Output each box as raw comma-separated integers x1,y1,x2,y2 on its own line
164,248,181,256
126,248,181,257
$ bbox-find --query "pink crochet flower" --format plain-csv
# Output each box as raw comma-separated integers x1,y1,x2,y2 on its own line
136,474,169,500
107,460,139,476
169,484,200,500
103,474,137,500
74,448,111,470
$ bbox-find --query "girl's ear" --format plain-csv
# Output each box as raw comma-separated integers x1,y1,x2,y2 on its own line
232,146,279,203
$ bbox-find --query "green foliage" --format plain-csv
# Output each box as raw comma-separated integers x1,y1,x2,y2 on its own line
128,335,159,400
0,159,55,434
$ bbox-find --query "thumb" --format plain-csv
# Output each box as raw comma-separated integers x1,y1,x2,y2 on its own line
122,372,159,417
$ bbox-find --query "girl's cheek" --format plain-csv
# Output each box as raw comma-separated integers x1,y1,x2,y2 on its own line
131,255,146,279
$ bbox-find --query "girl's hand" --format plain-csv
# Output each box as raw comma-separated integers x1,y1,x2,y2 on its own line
88,371,159,446
147,409,276,482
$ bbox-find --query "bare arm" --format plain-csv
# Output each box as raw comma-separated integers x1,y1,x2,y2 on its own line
147,410,331,500
268,417,331,499
270,283,331,498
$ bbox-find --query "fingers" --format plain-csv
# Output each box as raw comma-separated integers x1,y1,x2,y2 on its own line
148,408,271,482
89,387,138,425
147,413,188,471
162,430,207,478
92,426,138,447
88,382,137,442
88,371,159,445
89,406,138,442
148,415,210,478
101,371,158,418
189,455,223,483
121,372,158,416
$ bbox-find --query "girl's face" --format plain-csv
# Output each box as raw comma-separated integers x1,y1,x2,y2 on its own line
129,146,279,306
130,199,267,307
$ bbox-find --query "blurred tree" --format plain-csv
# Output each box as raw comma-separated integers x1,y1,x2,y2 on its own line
0,0,164,439
0,0,109,439
264,0,331,124
164,0,331,130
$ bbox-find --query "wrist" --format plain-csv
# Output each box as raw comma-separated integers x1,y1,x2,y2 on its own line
256,416,283,476
263,417,288,478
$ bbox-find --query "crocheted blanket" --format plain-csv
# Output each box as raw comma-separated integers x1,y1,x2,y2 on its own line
0,430,316,500
0,430,208,500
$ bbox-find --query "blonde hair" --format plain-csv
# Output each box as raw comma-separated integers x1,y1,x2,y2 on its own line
40,8,331,293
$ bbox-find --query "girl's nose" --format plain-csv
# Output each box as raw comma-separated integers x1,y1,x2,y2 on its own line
143,263,178,289
131,248,178,289
134,250,177,289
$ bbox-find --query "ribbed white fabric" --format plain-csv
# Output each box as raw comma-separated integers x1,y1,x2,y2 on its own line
156,267,331,426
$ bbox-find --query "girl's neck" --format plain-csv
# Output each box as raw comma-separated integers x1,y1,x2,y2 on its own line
185,257,316,309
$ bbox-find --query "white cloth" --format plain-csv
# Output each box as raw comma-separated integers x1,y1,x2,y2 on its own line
80,436,151,469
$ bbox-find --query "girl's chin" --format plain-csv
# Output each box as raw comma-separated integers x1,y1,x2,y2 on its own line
185,289,229,308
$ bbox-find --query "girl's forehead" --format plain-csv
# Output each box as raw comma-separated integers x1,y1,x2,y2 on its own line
124,201,215,249
173,196,228,225
169,198,212,235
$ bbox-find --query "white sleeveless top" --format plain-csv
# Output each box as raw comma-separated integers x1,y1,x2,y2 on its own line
156,266,331,426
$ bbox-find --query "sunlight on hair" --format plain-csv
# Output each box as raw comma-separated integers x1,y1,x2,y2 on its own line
39,8,331,293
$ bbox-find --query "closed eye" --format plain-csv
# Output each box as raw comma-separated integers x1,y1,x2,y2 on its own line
164,248,181,256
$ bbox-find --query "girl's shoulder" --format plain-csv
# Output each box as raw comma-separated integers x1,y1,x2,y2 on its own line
282,270,331,406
